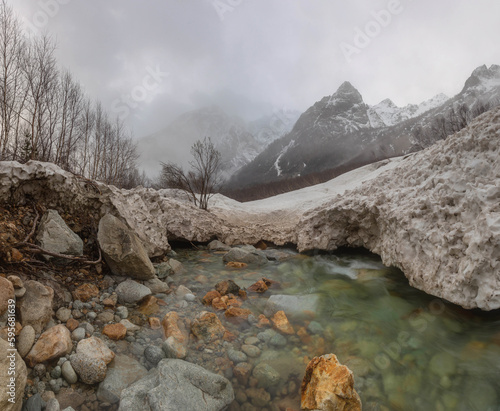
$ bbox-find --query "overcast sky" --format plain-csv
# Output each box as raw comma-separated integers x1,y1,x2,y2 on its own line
12,0,500,138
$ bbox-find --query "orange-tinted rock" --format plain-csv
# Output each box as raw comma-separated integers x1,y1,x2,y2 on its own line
257,314,271,328
272,310,295,335
149,317,161,330
191,311,226,342
66,318,79,332
234,362,253,385
202,290,221,306
215,280,241,296
102,323,127,340
25,325,73,367
255,240,267,250
102,295,117,308
138,295,160,315
72,283,99,302
301,354,362,411
248,280,268,293
262,277,280,288
226,298,242,308
226,261,248,269
238,289,247,300
212,297,228,311
297,327,312,344
161,311,188,344
10,247,23,261
225,307,253,322
223,330,237,342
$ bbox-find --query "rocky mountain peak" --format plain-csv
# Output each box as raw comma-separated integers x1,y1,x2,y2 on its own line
461,64,500,93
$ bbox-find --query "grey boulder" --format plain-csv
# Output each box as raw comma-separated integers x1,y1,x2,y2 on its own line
118,359,234,411
97,214,155,280
222,247,267,265
36,209,83,257
116,280,151,305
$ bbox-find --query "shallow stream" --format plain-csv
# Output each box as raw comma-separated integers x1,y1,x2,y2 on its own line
126,247,500,411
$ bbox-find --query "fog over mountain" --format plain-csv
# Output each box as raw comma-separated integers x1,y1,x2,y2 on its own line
11,0,500,165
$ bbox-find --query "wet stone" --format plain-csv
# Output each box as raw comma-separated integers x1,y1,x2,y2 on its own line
228,349,248,364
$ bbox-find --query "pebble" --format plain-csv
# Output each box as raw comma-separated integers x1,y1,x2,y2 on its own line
244,337,260,346
73,300,84,310
56,308,72,323
228,349,248,364
269,333,287,347
307,321,324,334
50,366,62,379
33,364,46,378
257,329,277,343
45,398,61,411
184,293,196,302
23,392,42,411
61,361,78,384
144,345,165,365
71,328,86,341
241,345,261,358
116,306,128,319
87,312,97,321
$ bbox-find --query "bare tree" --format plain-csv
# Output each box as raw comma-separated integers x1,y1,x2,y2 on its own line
160,137,223,210
0,0,26,159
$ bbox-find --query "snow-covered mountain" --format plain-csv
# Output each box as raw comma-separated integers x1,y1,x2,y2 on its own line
368,93,449,127
227,64,500,191
137,106,300,179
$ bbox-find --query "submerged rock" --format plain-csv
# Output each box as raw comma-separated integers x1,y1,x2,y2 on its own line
118,359,234,411
97,355,148,404
222,247,268,265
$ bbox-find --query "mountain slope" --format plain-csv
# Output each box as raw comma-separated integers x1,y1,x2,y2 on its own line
228,65,500,191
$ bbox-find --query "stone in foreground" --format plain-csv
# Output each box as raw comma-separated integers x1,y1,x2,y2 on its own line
97,214,155,280
118,359,234,411
301,354,361,411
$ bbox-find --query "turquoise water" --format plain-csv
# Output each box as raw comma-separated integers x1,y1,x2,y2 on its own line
147,248,500,411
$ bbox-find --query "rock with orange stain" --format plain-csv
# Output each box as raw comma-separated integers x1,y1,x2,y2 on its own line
271,311,295,335
137,295,160,315
233,362,253,385
297,327,312,344
162,312,188,343
161,312,188,360
238,289,247,300
191,311,226,342
226,298,242,308
256,314,271,328
255,240,267,250
72,283,100,302
149,317,161,330
226,261,248,269
224,307,253,323
202,290,221,306
248,280,268,293
212,297,228,311
301,354,361,411
102,323,127,340
215,280,241,296
10,247,23,261
223,330,237,342
66,318,79,332
25,324,73,367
